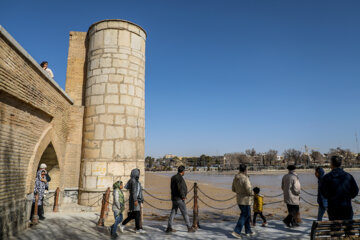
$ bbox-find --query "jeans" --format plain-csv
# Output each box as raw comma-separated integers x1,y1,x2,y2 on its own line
317,205,327,221
283,204,299,226
122,211,141,230
253,212,267,225
168,199,191,228
234,205,252,234
111,213,123,236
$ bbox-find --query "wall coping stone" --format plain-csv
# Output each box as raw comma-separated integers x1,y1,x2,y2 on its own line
0,25,74,104
88,19,147,38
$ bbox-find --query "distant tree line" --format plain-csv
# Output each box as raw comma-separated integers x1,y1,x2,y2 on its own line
145,147,360,171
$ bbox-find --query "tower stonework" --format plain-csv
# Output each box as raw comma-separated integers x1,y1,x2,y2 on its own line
79,20,146,205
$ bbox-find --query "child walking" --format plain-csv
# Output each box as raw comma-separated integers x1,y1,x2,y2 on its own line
110,181,125,238
253,187,267,227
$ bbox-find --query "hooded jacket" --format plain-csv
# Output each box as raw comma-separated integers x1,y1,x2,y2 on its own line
170,173,188,201
316,168,328,208
125,169,144,211
112,181,125,216
232,172,252,205
253,193,264,213
320,168,359,208
281,170,301,205
33,170,48,205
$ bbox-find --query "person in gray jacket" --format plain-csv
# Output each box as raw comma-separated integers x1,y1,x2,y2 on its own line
110,181,125,238
121,169,145,233
281,165,301,228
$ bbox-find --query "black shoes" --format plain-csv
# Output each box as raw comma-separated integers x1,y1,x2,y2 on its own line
165,227,177,233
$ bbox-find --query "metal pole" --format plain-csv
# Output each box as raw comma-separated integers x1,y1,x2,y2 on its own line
97,187,111,226
53,187,60,212
192,182,199,229
32,193,39,225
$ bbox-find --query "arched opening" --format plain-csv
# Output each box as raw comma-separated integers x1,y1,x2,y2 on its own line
37,143,60,190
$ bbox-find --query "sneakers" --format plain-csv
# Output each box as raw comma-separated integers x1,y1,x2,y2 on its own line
231,231,242,239
39,216,46,220
283,220,291,228
262,222,268,227
165,227,177,233
188,227,196,233
135,229,146,234
119,225,124,233
245,231,256,236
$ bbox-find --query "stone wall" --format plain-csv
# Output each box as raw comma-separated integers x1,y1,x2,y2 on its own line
79,20,146,205
0,26,82,239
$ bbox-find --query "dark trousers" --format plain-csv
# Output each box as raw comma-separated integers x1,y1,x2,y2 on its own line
30,203,44,220
122,211,141,230
253,212,266,224
283,204,299,226
328,205,353,221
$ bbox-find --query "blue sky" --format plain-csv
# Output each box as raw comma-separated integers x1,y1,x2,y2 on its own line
1,0,360,157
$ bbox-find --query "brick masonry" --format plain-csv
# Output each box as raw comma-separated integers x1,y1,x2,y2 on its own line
0,19,146,239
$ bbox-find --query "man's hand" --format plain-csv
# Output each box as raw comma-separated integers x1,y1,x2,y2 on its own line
182,197,186,200
134,200,138,207
41,178,47,183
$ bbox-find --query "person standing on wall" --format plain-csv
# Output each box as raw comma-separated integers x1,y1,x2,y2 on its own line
121,169,146,234
321,156,359,220
166,166,196,233
315,167,328,221
40,61,54,79
231,164,255,239
282,165,301,228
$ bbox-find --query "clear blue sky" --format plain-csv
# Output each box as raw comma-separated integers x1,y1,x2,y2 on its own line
2,0,360,157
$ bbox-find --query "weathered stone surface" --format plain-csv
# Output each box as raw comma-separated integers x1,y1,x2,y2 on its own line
115,140,136,159
108,162,124,176
108,105,125,113
106,126,124,139
97,176,113,188
101,141,114,158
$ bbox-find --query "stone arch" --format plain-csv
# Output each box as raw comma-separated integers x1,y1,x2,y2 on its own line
25,126,65,193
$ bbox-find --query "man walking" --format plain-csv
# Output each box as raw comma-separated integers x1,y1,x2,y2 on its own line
231,164,254,239
321,156,359,220
166,166,195,233
282,165,301,228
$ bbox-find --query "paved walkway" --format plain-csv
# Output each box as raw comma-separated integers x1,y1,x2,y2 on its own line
12,212,312,239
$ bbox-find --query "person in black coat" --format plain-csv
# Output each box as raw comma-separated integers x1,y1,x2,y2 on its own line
166,166,195,233
315,167,328,221
321,156,359,220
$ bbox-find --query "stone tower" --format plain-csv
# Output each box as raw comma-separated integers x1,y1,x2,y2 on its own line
79,20,146,205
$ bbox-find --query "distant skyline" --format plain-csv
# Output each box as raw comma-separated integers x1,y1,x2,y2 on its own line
1,0,359,157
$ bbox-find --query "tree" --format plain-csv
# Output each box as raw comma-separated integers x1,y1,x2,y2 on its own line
328,147,355,167
283,149,302,165
145,156,155,169
245,148,257,157
264,149,278,166
310,150,324,164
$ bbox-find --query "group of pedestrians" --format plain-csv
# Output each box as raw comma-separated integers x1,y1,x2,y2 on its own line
231,156,359,239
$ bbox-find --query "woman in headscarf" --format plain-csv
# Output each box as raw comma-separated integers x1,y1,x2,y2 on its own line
315,167,328,221
110,180,125,238
121,168,145,233
30,169,48,220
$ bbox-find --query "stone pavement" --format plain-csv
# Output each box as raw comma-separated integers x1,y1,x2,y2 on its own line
11,212,312,240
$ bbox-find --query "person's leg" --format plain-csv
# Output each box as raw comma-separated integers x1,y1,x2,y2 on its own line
178,200,191,228
259,212,267,223
167,201,178,229
134,211,141,230
253,212,258,225
283,204,292,225
289,205,297,226
39,197,45,217
244,205,252,234
317,205,326,221
234,205,246,234
122,212,134,226
112,213,122,236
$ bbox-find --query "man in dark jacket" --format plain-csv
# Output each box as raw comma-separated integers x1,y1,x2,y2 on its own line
321,156,359,220
315,167,328,221
166,166,195,233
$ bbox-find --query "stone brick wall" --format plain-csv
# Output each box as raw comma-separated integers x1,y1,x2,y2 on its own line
79,20,146,205
0,26,82,239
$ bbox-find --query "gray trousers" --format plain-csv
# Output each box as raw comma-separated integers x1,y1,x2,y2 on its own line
168,199,191,228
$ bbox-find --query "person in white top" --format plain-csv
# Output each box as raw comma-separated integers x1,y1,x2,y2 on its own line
40,61,54,78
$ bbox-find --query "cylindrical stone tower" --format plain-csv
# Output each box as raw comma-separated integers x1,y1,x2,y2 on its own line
79,20,146,205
